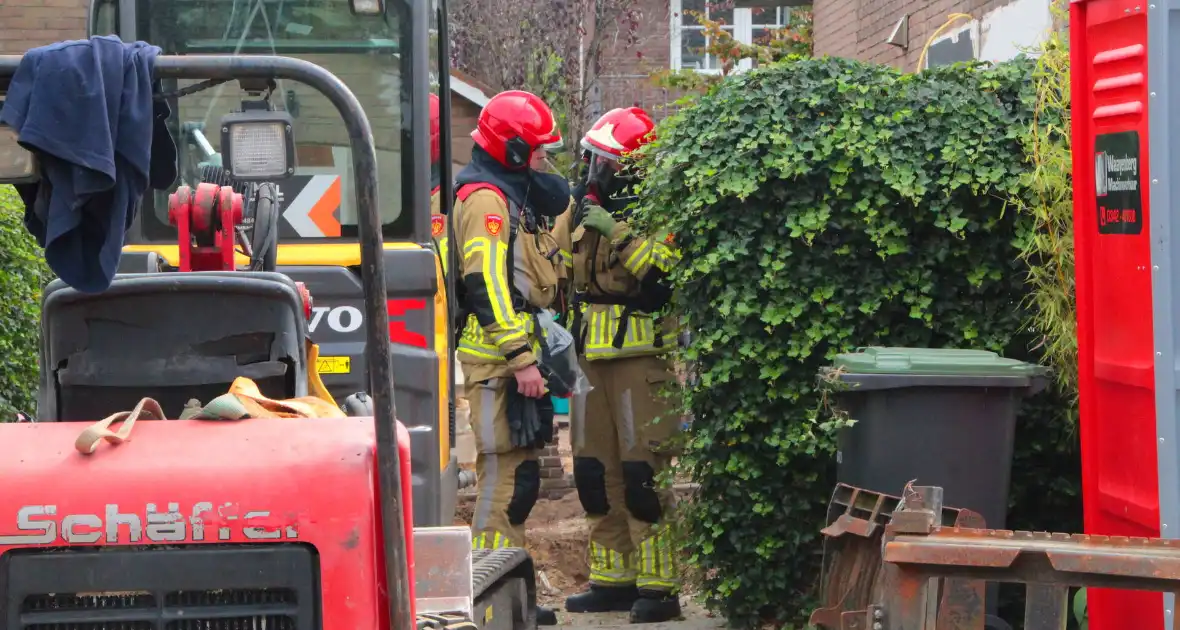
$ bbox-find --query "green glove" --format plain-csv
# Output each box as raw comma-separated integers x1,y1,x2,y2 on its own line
583,205,617,236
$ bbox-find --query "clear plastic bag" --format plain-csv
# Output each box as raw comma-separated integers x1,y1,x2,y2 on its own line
537,309,591,397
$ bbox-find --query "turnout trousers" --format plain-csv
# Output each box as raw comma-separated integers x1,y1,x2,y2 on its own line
570,354,680,593
464,368,542,550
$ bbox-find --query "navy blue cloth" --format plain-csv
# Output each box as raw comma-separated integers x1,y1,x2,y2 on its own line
0,35,177,293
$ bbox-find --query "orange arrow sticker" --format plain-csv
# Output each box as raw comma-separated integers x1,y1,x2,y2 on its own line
309,177,342,237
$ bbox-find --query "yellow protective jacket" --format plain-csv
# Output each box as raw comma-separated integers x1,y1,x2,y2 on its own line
566,209,680,361
453,183,562,379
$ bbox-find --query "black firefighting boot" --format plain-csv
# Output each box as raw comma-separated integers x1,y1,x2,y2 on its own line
565,584,641,613
629,590,682,624
536,605,558,626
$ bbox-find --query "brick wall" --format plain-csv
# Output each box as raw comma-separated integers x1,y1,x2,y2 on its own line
596,0,679,117
813,0,1021,69
0,0,89,55
539,441,573,500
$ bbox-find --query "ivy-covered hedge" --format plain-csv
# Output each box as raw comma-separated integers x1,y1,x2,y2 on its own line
0,185,50,420
632,57,1081,626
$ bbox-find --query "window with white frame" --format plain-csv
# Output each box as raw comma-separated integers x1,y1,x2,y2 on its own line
670,0,793,73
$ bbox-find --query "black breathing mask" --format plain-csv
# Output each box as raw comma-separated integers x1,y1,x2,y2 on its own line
526,170,572,218
588,154,637,214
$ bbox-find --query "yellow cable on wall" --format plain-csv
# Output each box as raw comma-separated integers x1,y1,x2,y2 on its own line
916,12,975,72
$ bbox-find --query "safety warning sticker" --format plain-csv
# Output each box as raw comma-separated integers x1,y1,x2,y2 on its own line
1094,131,1143,236
316,356,351,374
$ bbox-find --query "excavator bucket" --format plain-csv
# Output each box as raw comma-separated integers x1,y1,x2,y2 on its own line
810,483,985,630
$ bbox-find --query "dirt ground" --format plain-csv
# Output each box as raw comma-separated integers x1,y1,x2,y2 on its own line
454,425,720,628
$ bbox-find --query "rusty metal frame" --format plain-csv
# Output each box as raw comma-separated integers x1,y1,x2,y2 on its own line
811,484,985,630
873,484,1180,630
0,54,412,630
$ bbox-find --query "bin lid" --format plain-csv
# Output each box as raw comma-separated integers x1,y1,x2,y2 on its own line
831,347,1047,377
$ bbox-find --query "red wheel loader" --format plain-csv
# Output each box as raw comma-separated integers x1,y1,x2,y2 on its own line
0,53,537,630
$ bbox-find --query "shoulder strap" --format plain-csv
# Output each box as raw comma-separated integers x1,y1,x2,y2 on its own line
456,182,507,203
506,200,523,307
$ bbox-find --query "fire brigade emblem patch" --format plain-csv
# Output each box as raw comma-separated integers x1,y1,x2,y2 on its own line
431,215,445,237
664,232,675,245
485,214,504,236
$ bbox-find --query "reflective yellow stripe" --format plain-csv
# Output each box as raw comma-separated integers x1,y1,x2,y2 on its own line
457,315,542,364
558,249,573,269
578,306,679,360
465,237,521,333
588,541,637,585
636,526,678,592
437,236,449,275
457,343,501,362
619,238,679,277
651,242,678,273
473,531,515,550
623,240,653,274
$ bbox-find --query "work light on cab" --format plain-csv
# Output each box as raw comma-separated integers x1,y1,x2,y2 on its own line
220,105,296,182
350,0,384,15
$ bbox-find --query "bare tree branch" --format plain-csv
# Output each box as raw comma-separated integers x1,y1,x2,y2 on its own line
449,0,644,158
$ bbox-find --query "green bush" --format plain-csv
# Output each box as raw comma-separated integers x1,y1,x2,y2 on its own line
0,185,50,420
631,56,1080,627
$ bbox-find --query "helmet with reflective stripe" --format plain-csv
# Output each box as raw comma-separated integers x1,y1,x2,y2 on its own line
429,93,441,165
472,90,562,169
580,107,656,160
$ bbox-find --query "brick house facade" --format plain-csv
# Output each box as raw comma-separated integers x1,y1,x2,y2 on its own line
592,0,1053,117
812,0,1054,69
0,0,89,56
596,0,678,116
2,0,1056,125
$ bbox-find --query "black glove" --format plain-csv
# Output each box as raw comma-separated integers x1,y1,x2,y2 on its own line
507,388,556,448
536,395,555,445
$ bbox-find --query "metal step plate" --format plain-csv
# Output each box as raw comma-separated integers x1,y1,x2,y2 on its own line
415,526,474,618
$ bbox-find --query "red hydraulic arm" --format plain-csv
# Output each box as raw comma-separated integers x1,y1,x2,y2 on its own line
167,181,312,319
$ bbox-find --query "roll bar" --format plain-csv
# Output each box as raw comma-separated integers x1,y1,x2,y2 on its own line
0,54,413,630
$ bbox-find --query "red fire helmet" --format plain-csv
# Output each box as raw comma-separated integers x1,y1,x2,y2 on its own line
471,90,562,169
428,93,441,165
580,107,656,160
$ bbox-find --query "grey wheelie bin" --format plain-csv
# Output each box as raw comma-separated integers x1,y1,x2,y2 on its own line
821,347,1048,629
821,346,1049,532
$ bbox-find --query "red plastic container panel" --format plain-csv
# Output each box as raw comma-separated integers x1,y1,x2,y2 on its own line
1070,1,1160,630
397,420,417,618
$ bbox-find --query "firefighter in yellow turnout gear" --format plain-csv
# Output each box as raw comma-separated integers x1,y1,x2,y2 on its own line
562,108,683,624
452,91,571,560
